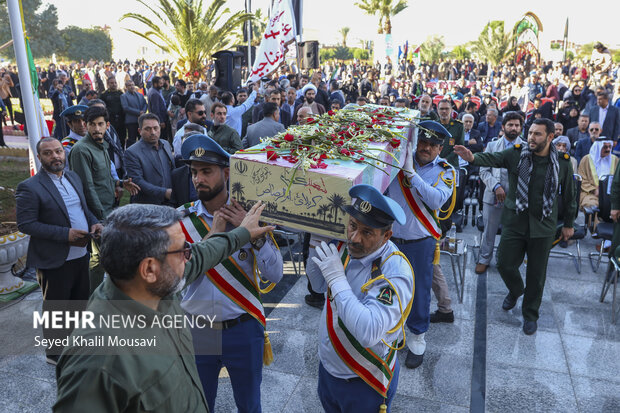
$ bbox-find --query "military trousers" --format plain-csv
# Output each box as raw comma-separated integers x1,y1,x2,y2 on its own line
496,227,554,321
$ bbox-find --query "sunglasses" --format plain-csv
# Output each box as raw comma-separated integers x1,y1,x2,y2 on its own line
191,110,207,116
165,241,192,260
590,128,600,131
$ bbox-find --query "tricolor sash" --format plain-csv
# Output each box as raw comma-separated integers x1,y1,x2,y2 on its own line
396,170,441,240
61,136,78,150
325,243,398,398
179,204,266,327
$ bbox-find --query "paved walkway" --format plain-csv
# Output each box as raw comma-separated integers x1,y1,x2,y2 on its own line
1,222,619,412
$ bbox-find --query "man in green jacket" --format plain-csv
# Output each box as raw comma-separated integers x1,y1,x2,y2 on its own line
54,202,274,413
437,99,464,169
209,102,243,154
454,118,576,335
68,105,138,292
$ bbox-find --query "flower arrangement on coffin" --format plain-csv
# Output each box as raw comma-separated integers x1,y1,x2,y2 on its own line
239,105,422,191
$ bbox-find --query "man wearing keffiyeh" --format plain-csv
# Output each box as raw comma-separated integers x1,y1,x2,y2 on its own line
454,119,577,335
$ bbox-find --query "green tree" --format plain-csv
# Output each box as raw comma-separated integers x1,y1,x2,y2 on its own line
328,193,346,222
354,0,408,34
60,26,112,62
338,27,350,47
121,0,252,76
352,48,369,60
250,8,268,47
0,0,63,59
576,42,595,60
420,35,445,64
333,46,352,61
451,45,471,60
319,48,335,61
613,49,620,63
471,21,515,65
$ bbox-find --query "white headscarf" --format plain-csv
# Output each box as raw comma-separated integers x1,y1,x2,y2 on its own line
589,138,614,177
301,83,317,96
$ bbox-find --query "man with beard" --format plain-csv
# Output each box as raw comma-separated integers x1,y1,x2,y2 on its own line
437,99,465,169
578,138,618,211
209,103,243,154
475,112,524,274
178,134,283,413
54,202,273,412
575,121,602,164
124,114,175,205
173,99,209,155
292,84,326,124
69,106,138,292
16,138,101,365
454,118,576,335
387,121,455,369
417,94,438,121
121,79,148,147
306,184,412,412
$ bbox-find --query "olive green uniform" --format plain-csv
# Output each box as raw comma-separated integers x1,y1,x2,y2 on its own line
54,227,251,413
439,119,464,169
472,145,576,321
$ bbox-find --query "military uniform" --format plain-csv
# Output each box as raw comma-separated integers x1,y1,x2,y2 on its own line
608,161,620,255
178,134,283,413
307,184,413,413
54,227,252,413
439,119,464,169
471,144,576,322
387,120,455,369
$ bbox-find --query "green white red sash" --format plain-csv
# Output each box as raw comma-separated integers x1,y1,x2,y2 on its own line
326,243,397,398
179,203,265,327
61,136,78,149
396,170,441,240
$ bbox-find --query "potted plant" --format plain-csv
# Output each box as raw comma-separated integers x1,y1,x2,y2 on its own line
0,221,30,295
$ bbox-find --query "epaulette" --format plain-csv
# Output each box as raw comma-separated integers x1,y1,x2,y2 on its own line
452,118,463,124
438,160,453,170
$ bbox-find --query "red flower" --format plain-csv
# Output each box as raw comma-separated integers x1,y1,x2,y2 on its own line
284,133,294,142
320,153,327,159
266,146,279,160
390,138,401,148
354,157,365,163
306,117,315,123
318,162,328,169
328,110,335,116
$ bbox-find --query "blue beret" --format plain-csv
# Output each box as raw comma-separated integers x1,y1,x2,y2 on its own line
341,184,406,228
181,134,230,167
60,105,89,119
417,120,451,145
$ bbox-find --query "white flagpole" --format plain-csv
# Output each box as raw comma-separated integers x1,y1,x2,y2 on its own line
7,0,42,174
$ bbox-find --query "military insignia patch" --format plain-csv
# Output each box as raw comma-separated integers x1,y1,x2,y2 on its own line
449,138,455,146
564,153,569,160
514,144,521,149
377,287,395,306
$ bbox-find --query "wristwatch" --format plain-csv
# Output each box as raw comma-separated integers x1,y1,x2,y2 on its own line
251,237,266,250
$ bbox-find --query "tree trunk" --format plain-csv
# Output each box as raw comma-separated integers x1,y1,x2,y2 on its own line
385,17,392,34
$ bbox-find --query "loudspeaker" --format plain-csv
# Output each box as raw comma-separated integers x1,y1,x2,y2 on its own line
235,45,256,67
212,50,244,92
297,41,319,69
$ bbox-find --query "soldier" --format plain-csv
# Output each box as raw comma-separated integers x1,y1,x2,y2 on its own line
387,121,455,369
437,99,465,169
307,184,413,412
454,118,576,334
178,134,283,413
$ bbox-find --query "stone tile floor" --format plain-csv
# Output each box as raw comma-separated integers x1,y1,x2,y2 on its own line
1,222,619,412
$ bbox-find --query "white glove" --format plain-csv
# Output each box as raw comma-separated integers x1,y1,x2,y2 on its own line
403,136,414,175
311,241,350,295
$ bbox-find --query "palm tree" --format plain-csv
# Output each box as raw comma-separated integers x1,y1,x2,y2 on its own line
250,8,268,47
338,27,350,47
231,181,245,201
355,0,408,34
420,35,445,64
328,194,346,223
120,0,252,76
471,21,515,66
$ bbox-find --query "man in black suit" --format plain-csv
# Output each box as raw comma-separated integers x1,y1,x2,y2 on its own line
123,113,175,205
148,76,171,142
16,138,101,365
589,91,620,141
566,114,590,154
463,113,483,153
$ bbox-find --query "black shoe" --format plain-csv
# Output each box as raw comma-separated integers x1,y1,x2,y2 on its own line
502,293,518,311
46,355,59,365
430,310,454,323
405,350,424,369
523,320,537,335
304,294,325,309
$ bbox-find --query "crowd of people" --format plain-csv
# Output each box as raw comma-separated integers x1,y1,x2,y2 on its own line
7,41,620,412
